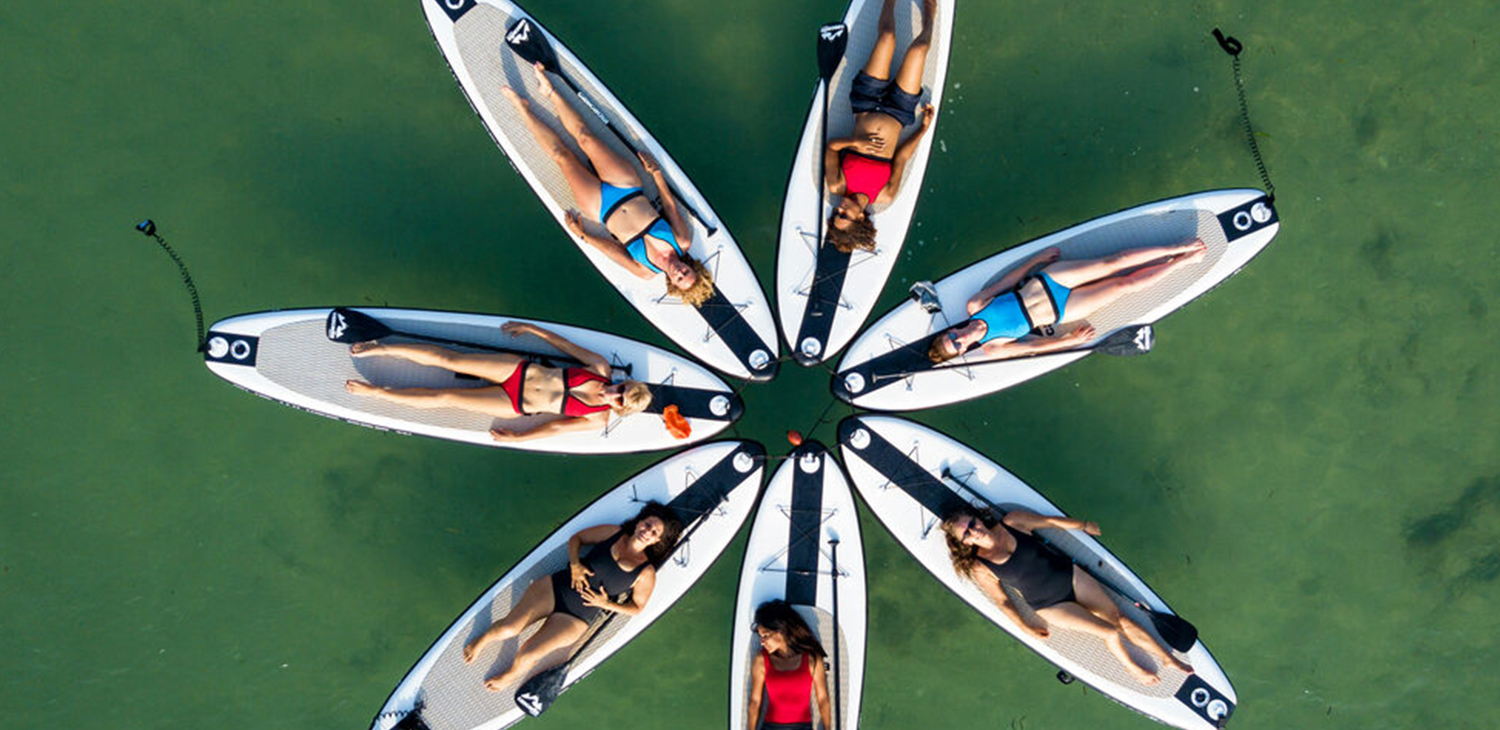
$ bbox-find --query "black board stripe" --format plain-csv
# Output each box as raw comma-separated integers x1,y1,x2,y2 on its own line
644,384,741,422
698,288,778,381
665,442,765,523
837,418,968,518
793,246,854,365
832,335,940,401
784,443,827,605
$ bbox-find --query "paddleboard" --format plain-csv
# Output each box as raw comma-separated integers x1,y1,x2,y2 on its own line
833,189,1280,410
422,0,779,381
777,0,955,366
729,442,866,730
203,307,744,454
369,440,766,730
837,415,1236,730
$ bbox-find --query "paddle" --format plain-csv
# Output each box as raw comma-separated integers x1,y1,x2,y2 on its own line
939,468,1200,653
828,533,843,730
813,23,849,253
868,324,1154,384
325,308,633,376
504,17,716,236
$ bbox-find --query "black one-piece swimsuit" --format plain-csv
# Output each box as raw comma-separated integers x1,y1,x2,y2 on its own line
980,525,1077,610
550,531,644,623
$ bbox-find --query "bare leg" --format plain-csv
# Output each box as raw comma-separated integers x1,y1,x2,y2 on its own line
1036,602,1159,685
1041,239,1206,289
464,577,556,663
1071,568,1192,674
484,613,589,691
861,0,900,79
892,0,936,95
351,341,524,382
1056,247,1207,323
343,384,520,418
501,85,605,217
525,63,641,189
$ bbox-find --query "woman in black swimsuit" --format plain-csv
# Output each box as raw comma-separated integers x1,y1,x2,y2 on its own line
942,507,1191,685
463,502,683,691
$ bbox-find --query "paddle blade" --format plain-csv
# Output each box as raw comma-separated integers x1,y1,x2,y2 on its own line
1147,608,1200,653
1095,325,1153,356
326,307,392,343
504,17,559,72
817,23,848,81
514,665,565,717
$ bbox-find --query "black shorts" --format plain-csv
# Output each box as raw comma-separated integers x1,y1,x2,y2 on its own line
849,71,921,127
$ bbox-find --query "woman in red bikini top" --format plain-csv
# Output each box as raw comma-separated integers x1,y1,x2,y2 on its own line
746,600,832,730
343,321,653,443
822,0,941,254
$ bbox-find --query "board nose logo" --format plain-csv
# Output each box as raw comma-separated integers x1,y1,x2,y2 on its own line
327,312,347,340
506,19,532,45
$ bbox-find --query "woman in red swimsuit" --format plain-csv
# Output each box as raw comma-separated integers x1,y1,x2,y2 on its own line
745,600,832,730
343,321,652,443
822,0,940,253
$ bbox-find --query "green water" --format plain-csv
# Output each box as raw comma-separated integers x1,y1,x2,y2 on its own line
3,0,1497,728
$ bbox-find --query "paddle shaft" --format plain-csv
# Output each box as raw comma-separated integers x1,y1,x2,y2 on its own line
938,468,1196,644
813,25,846,264
829,537,842,730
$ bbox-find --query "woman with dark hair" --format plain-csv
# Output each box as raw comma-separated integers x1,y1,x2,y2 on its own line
942,506,1192,685
745,600,832,730
822,0,940,254
461,501,683,691
500,62,716,307
927,239,1207,364
344,321,653,443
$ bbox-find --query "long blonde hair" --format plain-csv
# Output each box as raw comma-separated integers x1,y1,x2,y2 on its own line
666,254,715,307
613,380,653,416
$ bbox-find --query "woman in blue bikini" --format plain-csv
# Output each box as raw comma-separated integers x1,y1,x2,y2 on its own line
501,63,715,307
927,239,1208,364
462,502,683,691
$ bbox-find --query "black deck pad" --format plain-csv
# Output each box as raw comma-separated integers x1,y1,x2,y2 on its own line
832,334,942,401
784,443,829,605
837,418,968,518
665,442,764,525
697,289,778,381
793,246,854,364
644,384,741,421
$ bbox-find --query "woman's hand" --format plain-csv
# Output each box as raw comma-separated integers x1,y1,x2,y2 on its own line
1027,622,1051,640
918,102,937,129
490,427,521,442
1036,246,1061,267
1064,324,1097,343
500,321,537,338
564,209,586,237
577,584,615,611
1081,520,1102,536
569,561,594,591
637,150,662,176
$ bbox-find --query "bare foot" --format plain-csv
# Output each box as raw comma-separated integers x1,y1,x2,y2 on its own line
1126,660,1161,686
531,61,554,98
499,85,528,111
345,380,379,396
462,637,484,664
1169,653,1195,674
350,340,382,356
1175,238,1208,264
483,671,516,692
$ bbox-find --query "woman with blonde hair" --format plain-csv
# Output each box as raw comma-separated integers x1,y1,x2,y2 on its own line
344,321,651,443
942,506,1192,685
502,62,715,307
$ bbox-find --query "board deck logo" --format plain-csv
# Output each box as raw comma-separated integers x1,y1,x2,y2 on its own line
505,18,533,46
434,0,474,23
819,24,847,43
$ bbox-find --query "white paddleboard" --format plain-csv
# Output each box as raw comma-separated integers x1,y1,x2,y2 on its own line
729,442,866,730
203,308,743,454
777,0,955,366
370,441,766,730
833,189,1280,410
422,0,779,380
838,415,1236,730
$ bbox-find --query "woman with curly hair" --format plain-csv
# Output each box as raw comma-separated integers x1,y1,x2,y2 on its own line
501,62,714,307
822,0,940,254
942,506,1192,685
344,321,652,443
463,502,683,691
745,600,832,730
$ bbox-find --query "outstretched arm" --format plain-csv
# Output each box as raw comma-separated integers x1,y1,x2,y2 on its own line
973,324,1096,362
490,411,609,443
638,151,693,251
1003,510,1101,536
881,103,937,203
811,655,833,730
500,320,609,372
745,659,766,730
967,246,1062,314
566,209,657,281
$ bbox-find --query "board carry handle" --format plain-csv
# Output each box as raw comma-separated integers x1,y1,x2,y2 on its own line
938,467,1200,653
504,17,718,237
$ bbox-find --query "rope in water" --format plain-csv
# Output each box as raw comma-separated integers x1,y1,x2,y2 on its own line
135,220,207,351
1213,28,1276,203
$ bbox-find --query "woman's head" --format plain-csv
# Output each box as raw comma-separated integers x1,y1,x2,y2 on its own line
664,254,715,307
941,506,997,579
752,600,828,659
826,197,876,253
927,320,982,364
605,380,653,416
621,501,684,567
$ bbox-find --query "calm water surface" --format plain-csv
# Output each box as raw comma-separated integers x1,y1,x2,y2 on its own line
2,1,1497,729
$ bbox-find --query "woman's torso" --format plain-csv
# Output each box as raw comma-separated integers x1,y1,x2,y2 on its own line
605,196,682,265
519,365,609,416
762,650,814,724
582,531,647,595
979,524,1076,610
851,112,903,157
